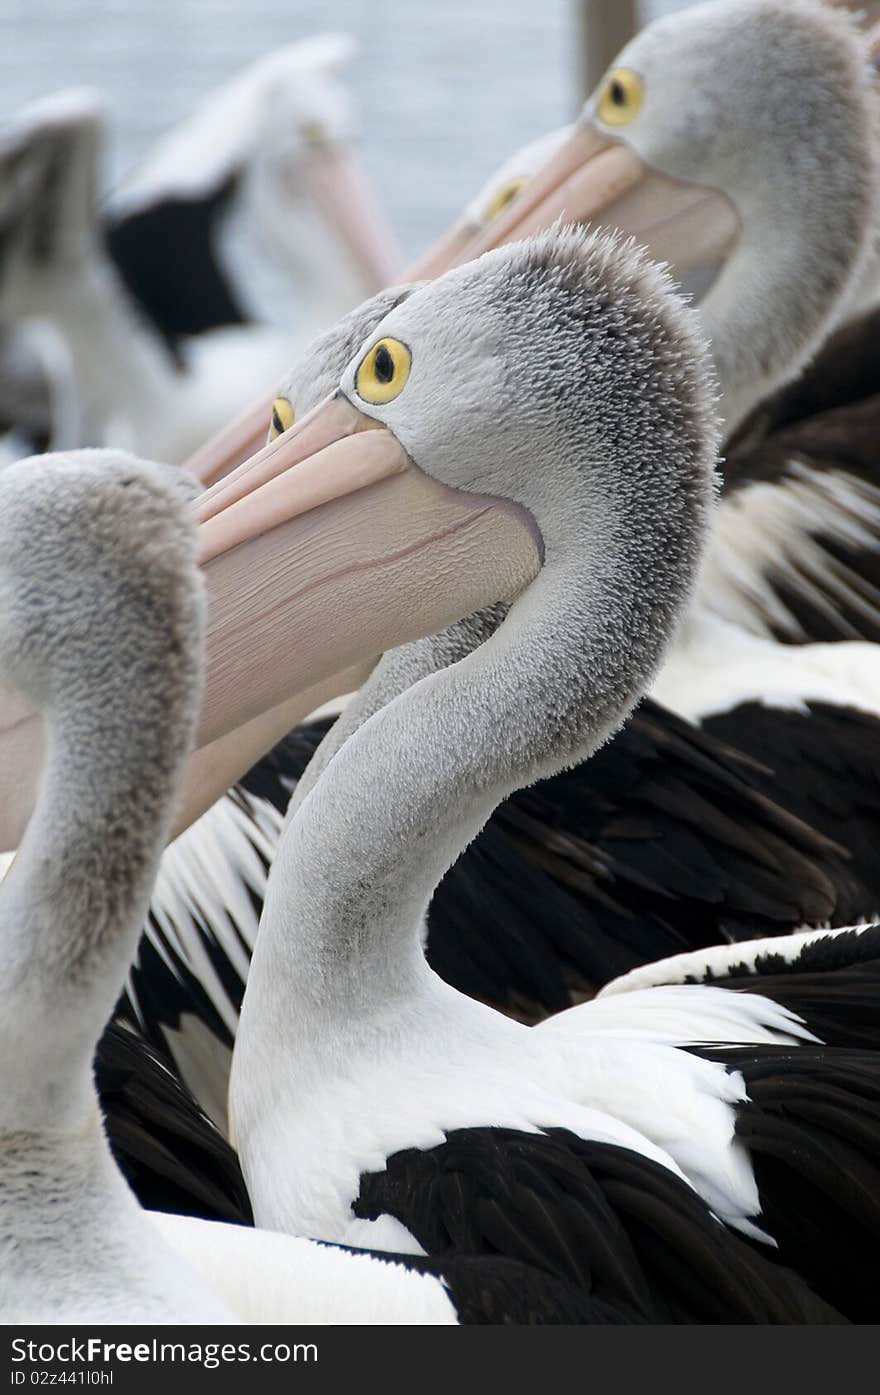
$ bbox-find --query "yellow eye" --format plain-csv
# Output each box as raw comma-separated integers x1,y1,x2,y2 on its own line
484,176,529,224
269,397,295,441
354,337,412,406
597,68,644,127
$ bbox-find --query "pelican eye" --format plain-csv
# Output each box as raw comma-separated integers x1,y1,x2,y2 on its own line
355,337,411,406
269,397,295,441
597,68,644,127
301,120,328,149
484,176,529,224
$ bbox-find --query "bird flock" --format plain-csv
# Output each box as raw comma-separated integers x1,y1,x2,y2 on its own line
2,0,880,1326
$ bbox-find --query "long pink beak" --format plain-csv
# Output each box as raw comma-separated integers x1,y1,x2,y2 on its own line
304,143,401,292
407,121,740,284
407,5,880,274
196,393,540,745
0,397,541,852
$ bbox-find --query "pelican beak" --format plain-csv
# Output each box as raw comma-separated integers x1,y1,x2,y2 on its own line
0,398,540,852
303,142,402,292
406,122,740,286
196,392,541,750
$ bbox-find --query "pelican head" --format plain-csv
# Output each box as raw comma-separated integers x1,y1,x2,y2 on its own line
333,233,714,577
413,0,880,431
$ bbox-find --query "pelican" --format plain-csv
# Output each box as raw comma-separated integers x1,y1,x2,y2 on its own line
117,281,880,1127
13,0,880,1132
0,448,244,1321
0,444,601,1325
407,0,880,642
260,0,880,993
218,228,820,1316
49,7,880,1128
126,256,880,1124
0,40,397,460
217,226,858,1322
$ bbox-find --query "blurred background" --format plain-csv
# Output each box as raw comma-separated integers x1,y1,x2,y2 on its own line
0,0,688,262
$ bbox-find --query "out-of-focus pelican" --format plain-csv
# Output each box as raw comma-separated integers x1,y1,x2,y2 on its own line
0,39,398,460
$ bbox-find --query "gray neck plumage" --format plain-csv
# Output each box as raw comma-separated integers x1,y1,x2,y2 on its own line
243,478,705,1048
283,604,508,824
703,167,878,438
0,659,196,1136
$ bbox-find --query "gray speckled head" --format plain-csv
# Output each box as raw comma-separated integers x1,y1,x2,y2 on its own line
585,0,880,426
341,229,718,573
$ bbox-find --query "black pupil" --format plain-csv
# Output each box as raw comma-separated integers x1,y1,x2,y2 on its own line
611,79,626,106
272,407,284,435
375,344,394,384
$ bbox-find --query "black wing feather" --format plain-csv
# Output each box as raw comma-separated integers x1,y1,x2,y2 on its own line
354,1127,841,1324
95,1021,251,1226
723,307,880,643
694,1044,880,1322
105,175,246,348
